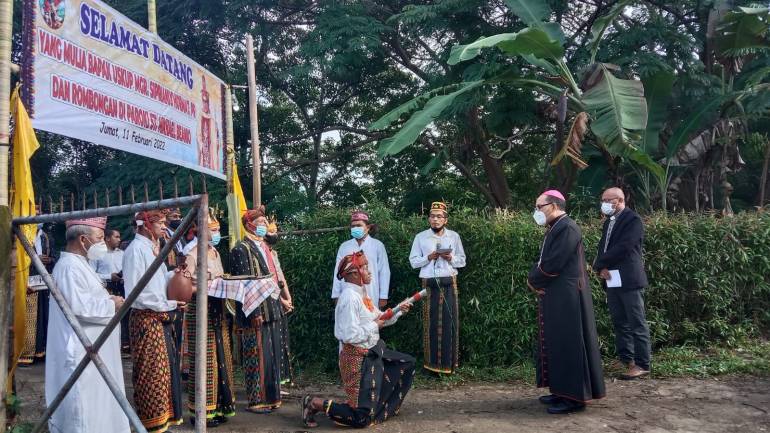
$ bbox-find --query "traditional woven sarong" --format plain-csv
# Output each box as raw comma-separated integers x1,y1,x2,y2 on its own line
327,340,416,427
34,289,49,358
241,297,283,410
340,344,368,406
185,297,236,419
130,309,184,432
19,291,39,364
421,276,459,374
278,311,293,384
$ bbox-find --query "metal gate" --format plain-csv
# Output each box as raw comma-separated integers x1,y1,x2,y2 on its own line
12,194,212,433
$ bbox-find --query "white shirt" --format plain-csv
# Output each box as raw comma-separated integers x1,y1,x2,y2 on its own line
331,236,391,303
34,227,45,256
334,282,399,350
409,228,467,278
182,237,198,256
46,252,130,433
90,249,124,282
123,234,177,312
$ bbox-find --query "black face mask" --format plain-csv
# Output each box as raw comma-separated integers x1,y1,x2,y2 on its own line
264,234,279,246
168,220,182,230
430,225,444,233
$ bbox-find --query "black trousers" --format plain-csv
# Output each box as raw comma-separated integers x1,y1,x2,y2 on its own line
606,288,651,370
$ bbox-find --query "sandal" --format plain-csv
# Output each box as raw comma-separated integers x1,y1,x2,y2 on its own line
301,394,318,428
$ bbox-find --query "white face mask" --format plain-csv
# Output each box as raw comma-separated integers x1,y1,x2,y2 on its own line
86,240,109,261
533,210,547,226
601,202,615,216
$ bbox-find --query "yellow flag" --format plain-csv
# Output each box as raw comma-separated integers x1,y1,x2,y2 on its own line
228,163,248,248
232,163,248,220
9,86,40,391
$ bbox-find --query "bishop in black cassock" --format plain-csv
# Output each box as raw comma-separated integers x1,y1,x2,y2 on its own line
527,190,605,414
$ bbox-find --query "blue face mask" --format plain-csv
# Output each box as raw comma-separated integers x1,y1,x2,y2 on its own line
351,226,365,239
255,225,268,237
209,232,221,246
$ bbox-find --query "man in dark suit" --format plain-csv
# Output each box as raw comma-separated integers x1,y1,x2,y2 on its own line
594,187,651,380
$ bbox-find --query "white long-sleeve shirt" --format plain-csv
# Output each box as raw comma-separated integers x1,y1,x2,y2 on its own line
331,236,391,303
90,249,124,282
334,282,399,350
409,229,466,278
123,234,177,312
34,227,45,256
46,252,129,433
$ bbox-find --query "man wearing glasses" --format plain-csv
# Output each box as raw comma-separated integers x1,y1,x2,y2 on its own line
409,201,466,374
593,187,651,380
528,190,605,414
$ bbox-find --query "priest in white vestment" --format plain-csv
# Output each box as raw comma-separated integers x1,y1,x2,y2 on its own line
46,217,129,433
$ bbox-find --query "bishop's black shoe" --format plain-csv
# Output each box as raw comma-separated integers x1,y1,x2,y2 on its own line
538,394,562,405
547,399,585,414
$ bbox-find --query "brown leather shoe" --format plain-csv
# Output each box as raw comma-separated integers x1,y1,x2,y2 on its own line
608,359,634,372
621,365,650,380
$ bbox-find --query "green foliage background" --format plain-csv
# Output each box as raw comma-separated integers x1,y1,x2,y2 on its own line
276,208,770,372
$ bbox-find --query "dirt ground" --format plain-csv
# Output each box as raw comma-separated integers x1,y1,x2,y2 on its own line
13,361,770,433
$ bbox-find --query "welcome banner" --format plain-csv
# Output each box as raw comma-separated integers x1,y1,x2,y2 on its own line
22,0,227,179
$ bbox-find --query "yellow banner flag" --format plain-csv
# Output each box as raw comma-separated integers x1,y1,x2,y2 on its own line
228,163,248,248
9,86,40,391
232,163,248,219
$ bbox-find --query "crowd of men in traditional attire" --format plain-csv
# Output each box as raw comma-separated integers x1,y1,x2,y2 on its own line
28,186,651,431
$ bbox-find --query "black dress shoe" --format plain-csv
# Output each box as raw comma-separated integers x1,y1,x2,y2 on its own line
538,394,562,405
214,414,229,424
547,400,585,414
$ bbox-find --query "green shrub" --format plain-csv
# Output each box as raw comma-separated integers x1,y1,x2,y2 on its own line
275,207,770,372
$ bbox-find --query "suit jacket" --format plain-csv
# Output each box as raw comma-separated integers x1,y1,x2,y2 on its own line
593,208,648,290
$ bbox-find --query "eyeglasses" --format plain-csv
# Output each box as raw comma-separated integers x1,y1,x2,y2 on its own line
428,214,446,220
535,203,553,210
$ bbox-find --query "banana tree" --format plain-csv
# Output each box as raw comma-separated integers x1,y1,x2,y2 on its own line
657,5,770,211
370,0,664,204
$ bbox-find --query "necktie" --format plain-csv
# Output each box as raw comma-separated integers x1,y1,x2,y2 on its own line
604,217,616,252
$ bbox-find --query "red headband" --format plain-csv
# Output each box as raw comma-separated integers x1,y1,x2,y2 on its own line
135,210,165,224
351,211,369,223
337,251,367,280
242,206,266,232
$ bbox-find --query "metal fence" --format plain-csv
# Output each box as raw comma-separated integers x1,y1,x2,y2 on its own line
12,194,212,433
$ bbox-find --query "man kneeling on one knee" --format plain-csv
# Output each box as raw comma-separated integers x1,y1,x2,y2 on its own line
302,251,416,428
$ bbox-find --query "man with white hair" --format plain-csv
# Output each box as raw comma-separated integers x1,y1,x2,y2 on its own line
46,217,129,433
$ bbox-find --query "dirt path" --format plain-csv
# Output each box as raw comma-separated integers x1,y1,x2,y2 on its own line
13,363,769,432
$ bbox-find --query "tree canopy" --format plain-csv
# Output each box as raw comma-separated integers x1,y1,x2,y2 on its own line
18,0,770,216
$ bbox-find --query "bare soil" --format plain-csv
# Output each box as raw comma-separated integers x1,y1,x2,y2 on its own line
12,361,769,433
